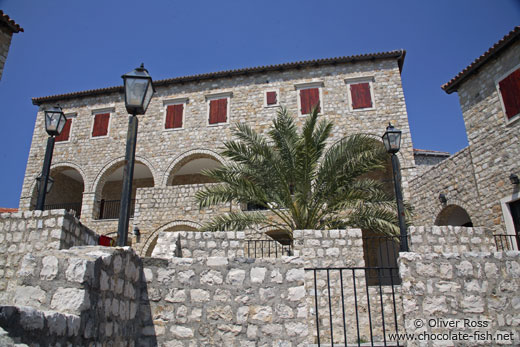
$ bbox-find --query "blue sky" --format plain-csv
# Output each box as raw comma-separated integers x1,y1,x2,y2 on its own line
0,0,519,208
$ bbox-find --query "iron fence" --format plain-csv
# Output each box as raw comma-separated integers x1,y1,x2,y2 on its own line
494,234,519,251
44,202,82,218
98,199,136,220
305,267,403,347
246,239,293,258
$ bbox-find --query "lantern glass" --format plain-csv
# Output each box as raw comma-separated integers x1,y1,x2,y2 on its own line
122,64,155,115
382,124,402,154
44,106,66,136
36,174,54,193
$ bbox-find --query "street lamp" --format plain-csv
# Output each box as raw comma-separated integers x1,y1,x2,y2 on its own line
117,64,155,247
36,105,66,210
382,123,408,252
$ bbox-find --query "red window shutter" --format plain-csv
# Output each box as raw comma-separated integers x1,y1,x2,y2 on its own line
209,99,219,124
351,83,372,109
55,118,72,142
499,68,520,119
301,88,320,114
266,91,277,105
218,98,227,123
165,104,183,129
92,113,110,137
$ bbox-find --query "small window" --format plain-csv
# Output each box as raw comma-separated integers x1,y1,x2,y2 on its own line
92,113,110,137
498,67,520,121
346,78,375,111
55,117,72,142
265,90,279,107
165,104,184,129
206,93,231,125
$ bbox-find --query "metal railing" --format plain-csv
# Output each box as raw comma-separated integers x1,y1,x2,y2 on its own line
305,267,402,347
246,239,293,258
362,235,401,285
494,234,520,251
44,202,82,218
98,199,136,220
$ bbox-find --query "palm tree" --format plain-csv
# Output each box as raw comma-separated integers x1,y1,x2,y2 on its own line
195,106,409,237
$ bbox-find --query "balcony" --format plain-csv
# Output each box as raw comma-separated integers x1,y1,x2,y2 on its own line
98,199,136,220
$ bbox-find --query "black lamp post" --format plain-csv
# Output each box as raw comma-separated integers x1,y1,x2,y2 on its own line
117,64,155,247
36,105,67,210
382,123,408,252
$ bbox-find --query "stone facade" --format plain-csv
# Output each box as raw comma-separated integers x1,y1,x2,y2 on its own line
21,51,416,253
412,29,520,234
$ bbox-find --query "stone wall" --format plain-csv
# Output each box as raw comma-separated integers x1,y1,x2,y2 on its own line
140,256,309,346
0,246,144,346
0,24,13,81
410,147,481,227
0,210,98,295
408,225,496,254
399,251,520,345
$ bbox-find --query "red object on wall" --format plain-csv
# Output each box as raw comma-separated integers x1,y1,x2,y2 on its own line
209,98,227,124
55,118,72,142
165,104,184,129
266,91,277,105
499,68,520,119
351,83,372,109
99,235,114,247
92,113,110,137
300,88,320,114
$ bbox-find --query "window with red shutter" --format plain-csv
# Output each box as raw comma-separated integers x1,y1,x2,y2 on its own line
165,104,184,129
209,98,228,124
266,91,278,106
300,88,320,114
498,68,520,120
55,118,72,142
92,113,110,137
350,82,373,109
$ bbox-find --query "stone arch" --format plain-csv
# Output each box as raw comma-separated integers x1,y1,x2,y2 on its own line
92,157,156,220
140,220,201,257
434,204,473,227
162,149,226,187
29,162,86,217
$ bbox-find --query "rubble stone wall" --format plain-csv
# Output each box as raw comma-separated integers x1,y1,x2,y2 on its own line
408,225,496,254
399,251,520,346
0,246,145,346
140,256,309,347
0,210,98,293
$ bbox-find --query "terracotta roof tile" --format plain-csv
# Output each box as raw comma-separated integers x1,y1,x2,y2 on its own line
0,10,23,33
0,208,18,213
32,50,406,105
442,26,520,94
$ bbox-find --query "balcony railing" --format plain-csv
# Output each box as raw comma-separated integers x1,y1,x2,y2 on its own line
44,202,82,218
99,199,136,220
494,234,519,251
246,239,293,258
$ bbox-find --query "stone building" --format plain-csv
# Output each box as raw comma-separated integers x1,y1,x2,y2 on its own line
0,10,23,82
411,26,520,237
21,50,415,256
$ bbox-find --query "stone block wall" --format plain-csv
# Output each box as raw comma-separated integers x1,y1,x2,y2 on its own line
140,256,309,346
410,147,481,227
0,246,145,346
399,251,520,346
0,210,98,293
408,225,496,254
0,25,13,81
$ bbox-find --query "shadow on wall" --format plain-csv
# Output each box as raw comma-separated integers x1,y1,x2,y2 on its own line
435,204,473,227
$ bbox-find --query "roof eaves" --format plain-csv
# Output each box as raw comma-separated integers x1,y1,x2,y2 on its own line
32,50,406,106
442,26,520,94
0,10,23,33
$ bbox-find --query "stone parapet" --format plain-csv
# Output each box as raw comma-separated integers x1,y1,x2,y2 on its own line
408,225,496,254
0,246,144,346
140,256,309,346
399,251,520,346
